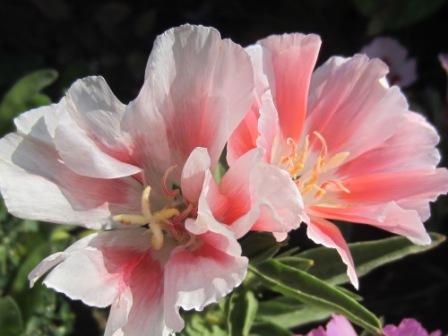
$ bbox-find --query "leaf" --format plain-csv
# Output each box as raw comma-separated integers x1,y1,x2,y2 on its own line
0,69,58,129
227,290,258,336
275,256,314,272
299,233,446,286
250,322,293,336
0,296,24,336
181,313,227,336
249,260,382,334
257,296,331,329
241,233,283,264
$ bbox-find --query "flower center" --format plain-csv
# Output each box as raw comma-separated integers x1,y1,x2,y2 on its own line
279,131,351,205
113,167,196,250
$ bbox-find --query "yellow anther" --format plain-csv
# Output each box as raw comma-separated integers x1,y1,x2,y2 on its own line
112,214,148,226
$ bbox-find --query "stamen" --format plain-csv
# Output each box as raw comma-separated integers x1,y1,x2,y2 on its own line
323,152,350,172
313,131,328,159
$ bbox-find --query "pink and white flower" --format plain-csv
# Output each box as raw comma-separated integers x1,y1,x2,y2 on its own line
361,37,417,88
0,25,303,335
301,315,441,336
228,33,448,288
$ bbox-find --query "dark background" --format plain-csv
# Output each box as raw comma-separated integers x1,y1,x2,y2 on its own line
1,0,447,334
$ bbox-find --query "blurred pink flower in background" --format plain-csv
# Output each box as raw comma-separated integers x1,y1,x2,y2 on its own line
362,37,417,88
229,33,448,288
439,53,448,73
301,315,441,336
0,25,303,335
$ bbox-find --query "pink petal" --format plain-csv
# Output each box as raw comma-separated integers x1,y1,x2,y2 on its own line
123,24,254,190
326,315,358,336
338,111,441,177
307,55,405,158
0,131,141,229
338,169,448,207
105,253,169,336
181,147,211,204
29,229,149,307
256,33,321,141
227,101,260,165
307,217,358,288
383,318,441,336
256,91,280,163
209,149,305,239
307,326,328,336
54,77,140,179
31,229,172,335
227,43,280,165
306,315,357,336
311,202,431,245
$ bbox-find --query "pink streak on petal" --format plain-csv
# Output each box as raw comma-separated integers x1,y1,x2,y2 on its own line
307,218,358,288
338,169,448,206
307,55,402,157
125,25,254,190
227,101,260,166
258,33,321,142
338,111,441,176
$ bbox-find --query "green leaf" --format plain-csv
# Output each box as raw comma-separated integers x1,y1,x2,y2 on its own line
181,313,227,336
0,69,58,129
250,322,293,336
257,296,331,329
275,256,314,272
250,260,381,334
227,290,258,336
241,233,283,264
299,233,446,286
0,296,23,336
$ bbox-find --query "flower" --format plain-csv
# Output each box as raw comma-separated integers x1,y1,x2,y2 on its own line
361,37,417,88
0,25,302,335
438,53,448,73
228,33,448,288
301,315,441,336
303,315,357,336
383,318,441,336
